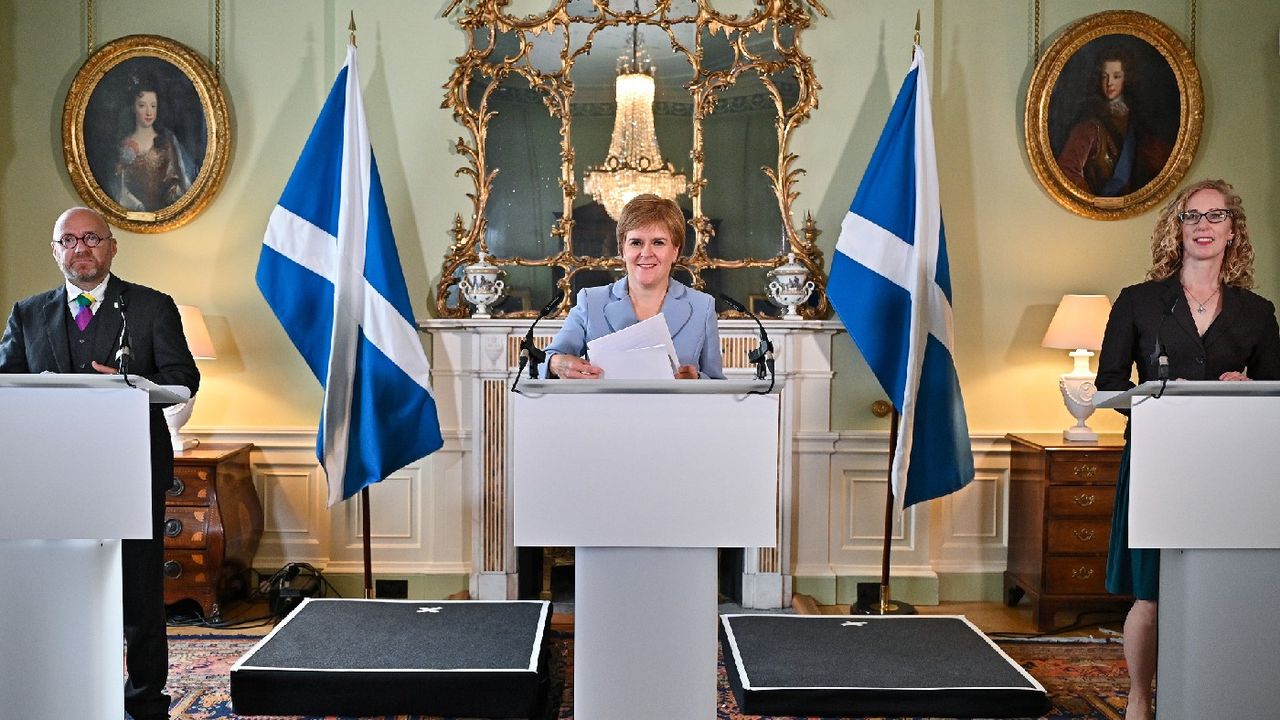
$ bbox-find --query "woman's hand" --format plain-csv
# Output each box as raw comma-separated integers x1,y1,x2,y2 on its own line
1219,371,1251,381
550,353,603,380
674,364,699,380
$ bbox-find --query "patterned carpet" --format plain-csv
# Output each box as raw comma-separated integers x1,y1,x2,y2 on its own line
165,632,1127,719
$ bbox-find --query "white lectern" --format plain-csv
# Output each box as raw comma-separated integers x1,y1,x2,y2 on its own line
1097,381,1280,719
513,379,779,720
0,375,188,720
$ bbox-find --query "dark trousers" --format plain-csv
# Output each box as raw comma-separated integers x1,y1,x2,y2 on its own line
123,418,173,719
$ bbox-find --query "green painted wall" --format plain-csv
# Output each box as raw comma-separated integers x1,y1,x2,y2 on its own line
2,0,1278,438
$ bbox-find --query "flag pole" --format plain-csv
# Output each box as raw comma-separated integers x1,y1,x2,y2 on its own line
347,10,375,602
880,409,898,612
872,408,915,614
362,487,374,598
870,12,923,617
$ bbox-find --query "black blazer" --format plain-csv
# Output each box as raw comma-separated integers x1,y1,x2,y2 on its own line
1095,275,1280,396
0,275,200,404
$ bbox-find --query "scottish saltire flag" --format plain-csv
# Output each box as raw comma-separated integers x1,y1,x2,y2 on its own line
828,45,974,513
257,44,443,507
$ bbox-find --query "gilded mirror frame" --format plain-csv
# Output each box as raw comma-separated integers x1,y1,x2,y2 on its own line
438,0,829,317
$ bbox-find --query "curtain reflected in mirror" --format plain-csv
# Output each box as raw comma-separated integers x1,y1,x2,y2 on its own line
438,0,829,318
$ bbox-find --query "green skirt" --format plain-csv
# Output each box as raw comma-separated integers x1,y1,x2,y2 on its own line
1105,444,1159,600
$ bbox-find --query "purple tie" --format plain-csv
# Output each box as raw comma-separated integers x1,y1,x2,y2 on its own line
74,293,94,331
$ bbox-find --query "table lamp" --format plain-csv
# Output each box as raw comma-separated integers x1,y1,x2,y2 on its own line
164,305,217,451
1041,294,1111,441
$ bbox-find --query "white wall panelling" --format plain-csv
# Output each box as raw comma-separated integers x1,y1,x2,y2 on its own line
188,354,1013,604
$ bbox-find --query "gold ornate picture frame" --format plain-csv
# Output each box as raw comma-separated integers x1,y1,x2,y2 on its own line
1025,11,1201,220
63,34,230,233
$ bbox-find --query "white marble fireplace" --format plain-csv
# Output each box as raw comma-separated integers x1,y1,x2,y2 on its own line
418,318,843,609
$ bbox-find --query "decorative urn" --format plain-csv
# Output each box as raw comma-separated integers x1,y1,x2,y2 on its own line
459,251,506,318
766,252,815,319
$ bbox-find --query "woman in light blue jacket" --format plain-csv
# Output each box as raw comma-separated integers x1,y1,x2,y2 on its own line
545,194,723,380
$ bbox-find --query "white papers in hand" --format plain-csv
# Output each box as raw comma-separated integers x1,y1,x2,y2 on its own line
586,345,676,379
586,313,680,379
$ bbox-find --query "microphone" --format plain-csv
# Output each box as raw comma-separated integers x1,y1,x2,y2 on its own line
113,292,132,377
719,293,774,388
1151,295,1178,398
512,290,563,392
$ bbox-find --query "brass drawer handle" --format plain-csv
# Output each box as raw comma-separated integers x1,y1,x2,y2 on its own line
1073,492,1097,507
1072,528,1096,542
168,477,186,497
1073,464,1099,479
164,518,184,538
1071,567,1095,580
163,560,182,579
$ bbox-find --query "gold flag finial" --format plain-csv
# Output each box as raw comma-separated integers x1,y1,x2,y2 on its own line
913,10,921,50
349,11,357,47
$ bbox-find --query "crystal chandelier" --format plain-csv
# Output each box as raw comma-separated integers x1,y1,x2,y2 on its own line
583,25,687,220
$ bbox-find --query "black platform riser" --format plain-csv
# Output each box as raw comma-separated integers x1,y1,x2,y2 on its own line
232,667,545,717
718,615,1051,720
230,599,552,718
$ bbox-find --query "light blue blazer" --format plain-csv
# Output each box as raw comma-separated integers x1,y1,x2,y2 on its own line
543,277,724,379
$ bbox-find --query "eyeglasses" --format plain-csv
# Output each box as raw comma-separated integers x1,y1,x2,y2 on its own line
1176,208,1233,225
53,232,111,249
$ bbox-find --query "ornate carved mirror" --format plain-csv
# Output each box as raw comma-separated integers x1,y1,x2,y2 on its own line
439,0,828,318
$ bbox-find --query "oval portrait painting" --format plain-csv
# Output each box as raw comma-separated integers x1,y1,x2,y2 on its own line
64,35,230,233
1025,11,1202,220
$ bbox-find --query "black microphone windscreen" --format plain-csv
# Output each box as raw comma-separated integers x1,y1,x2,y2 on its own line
539,291,564,317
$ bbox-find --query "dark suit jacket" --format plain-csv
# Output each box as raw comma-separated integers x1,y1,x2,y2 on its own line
1095,276,1280,399
0,276,200,492
0,275,199,386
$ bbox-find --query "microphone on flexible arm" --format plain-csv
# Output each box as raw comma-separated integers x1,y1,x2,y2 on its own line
512,290,564,393
112,291,136,388
719,293,774,394
1150,294,1179,398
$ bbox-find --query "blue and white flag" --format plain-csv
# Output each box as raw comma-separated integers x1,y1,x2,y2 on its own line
257,44,443,507
828,45,973,513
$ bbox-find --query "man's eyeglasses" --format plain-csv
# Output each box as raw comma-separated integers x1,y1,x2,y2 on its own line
1176,209,1233,225
53,232,111,249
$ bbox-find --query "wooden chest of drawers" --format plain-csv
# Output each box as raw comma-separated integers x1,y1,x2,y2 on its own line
1004,433,1132,631
165,443,262,620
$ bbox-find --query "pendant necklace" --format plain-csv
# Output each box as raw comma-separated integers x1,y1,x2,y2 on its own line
1183,284,1221,314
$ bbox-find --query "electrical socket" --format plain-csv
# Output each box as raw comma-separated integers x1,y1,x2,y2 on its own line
375,579,409,599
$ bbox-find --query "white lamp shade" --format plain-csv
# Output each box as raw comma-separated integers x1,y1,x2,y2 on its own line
177,305,216,360
1042,294,1111,351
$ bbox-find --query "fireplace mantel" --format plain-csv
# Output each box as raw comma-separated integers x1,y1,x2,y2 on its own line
419,317,843,608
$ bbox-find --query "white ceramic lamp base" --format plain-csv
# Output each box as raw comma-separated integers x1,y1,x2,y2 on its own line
163,396,199,452
1058,349,1097,442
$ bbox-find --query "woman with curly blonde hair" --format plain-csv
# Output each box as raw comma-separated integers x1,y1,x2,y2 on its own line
1146,178,1255,288
1094,178,1280,720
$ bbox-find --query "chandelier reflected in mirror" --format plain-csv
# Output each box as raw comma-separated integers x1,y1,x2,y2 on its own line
582,24,686,220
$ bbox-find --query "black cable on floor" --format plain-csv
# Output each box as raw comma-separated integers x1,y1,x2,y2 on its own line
166,562,342,629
